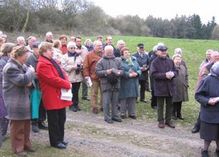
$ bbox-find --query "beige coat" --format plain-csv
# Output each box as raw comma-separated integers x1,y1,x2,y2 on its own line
62,53,83,83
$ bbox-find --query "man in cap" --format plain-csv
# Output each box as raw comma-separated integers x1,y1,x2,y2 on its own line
150,44,177,129
133,43,150,103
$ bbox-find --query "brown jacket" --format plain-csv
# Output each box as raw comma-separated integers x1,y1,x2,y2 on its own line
83,50,102,80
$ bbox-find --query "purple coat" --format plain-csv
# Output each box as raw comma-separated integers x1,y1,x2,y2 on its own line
0,56,10,118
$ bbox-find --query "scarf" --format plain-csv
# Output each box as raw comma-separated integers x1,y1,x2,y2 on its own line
42,56,65,79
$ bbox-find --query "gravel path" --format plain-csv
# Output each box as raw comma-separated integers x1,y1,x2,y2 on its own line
32,111,218,157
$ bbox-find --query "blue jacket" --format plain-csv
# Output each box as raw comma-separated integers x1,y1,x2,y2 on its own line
119,56,141,99
195,75,219,123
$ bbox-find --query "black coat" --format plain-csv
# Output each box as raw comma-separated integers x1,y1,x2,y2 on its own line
150,57,177,97
195,75,219,123
133,52,149,80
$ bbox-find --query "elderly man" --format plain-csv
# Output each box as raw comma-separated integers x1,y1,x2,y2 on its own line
83,40,103,114
150,44,177,129
133,43,150,103
114,40,125,57
26,36,37,52
96,45,123,123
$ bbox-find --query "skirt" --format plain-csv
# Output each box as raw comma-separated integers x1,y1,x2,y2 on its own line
200,121,219,141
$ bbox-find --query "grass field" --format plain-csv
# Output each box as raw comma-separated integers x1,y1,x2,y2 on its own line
1,35,219,156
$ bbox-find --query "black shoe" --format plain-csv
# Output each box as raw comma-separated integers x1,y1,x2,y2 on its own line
104,119,113,124
53,143,66,149
32,124,40,133
112,117,122,122
71,106,78,112
151,106,157,110
191,125,199,133
177,115,184,120
140,99,147,103
62,141,68,146
129,115,137,119
201,150,208,157
38,122,48,130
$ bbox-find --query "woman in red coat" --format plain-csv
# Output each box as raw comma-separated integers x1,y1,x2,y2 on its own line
36,42,72,149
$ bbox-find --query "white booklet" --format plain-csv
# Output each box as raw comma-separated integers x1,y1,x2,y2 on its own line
61,88,73,101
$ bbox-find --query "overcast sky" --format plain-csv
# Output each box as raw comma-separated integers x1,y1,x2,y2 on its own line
89,0,218,24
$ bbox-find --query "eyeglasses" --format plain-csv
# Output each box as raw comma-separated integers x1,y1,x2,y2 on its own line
70,47,75,49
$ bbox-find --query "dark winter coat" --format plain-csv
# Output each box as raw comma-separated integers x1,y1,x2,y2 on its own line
150,56,177,97
195,75,219,123
133,52,149,80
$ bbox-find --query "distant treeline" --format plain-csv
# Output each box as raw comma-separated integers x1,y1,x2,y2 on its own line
0,0,219,39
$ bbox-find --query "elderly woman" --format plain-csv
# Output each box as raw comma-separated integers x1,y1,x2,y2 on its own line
0,43,15,146
36,42,72,149
62,42,83,112
3,46,35,156
172,54,189,120
195,62,219,157
119,47,141,119
59,35,68,55
84,39,93,52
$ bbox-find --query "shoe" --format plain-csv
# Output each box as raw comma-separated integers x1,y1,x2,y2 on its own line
112,117,122,122
32,124,40,133
92,107,99,114
158,121,165,128
104,119,113,124
129,115,137,119
25,148,35,152
62,141,68,146
151,106,157,110
121,114,127,119
177,115,184,120
140,99,147,103
82,97,90,101
53,143,66,149
71,106,78,112
165,121,175,128
38,122,48,130
201,150,208,157
172,115,177,120
191,125,199,133
16,152,27,157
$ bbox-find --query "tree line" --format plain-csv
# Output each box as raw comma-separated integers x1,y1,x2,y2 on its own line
0,0,218,39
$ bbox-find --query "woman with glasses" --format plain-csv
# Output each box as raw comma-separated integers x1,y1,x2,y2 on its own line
62,42,84,112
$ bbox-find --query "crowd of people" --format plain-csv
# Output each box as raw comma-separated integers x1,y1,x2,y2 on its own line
0,30,218,157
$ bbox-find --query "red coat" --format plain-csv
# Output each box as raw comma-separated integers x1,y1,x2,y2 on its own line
36,56,71,110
